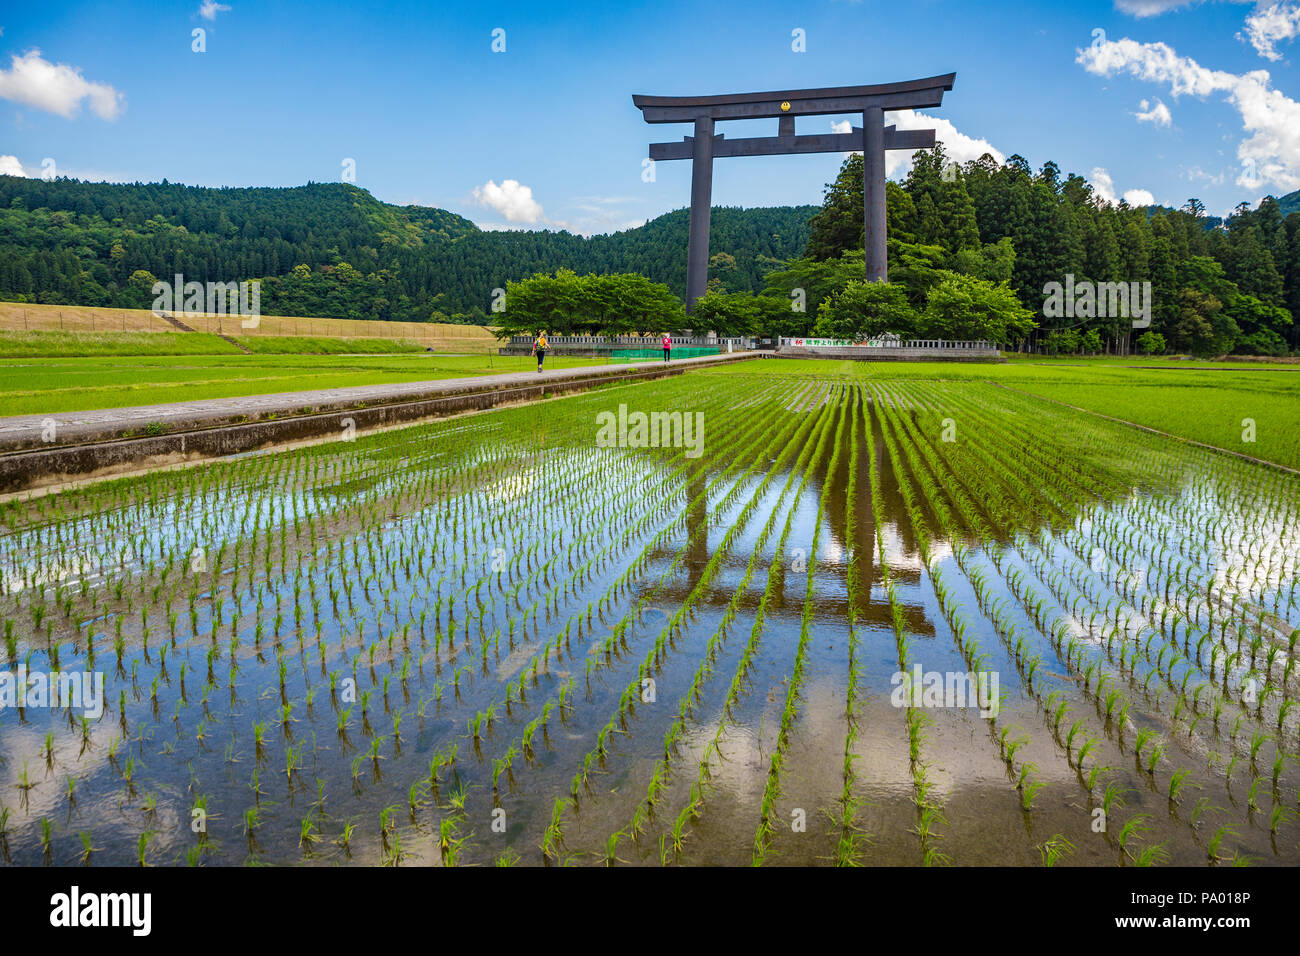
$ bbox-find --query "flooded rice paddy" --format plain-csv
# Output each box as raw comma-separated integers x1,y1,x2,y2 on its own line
1,368,1297,866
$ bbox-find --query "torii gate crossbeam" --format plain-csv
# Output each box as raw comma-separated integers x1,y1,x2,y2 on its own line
633,74,956,313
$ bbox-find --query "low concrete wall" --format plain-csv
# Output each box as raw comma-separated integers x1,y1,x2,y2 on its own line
779,345,1003,363
0,351,766,493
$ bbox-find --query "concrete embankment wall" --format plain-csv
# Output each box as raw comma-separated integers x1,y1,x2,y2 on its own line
0,352,764,494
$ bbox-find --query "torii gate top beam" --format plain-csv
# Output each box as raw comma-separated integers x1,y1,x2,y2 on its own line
632,73,955,122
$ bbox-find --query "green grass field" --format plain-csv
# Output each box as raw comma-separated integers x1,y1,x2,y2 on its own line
0,352,605,416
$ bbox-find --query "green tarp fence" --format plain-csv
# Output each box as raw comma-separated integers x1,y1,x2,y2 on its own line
609,347,720,363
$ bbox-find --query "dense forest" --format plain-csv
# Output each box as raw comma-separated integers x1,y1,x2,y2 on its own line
2,163,1298,354
0,176,811,323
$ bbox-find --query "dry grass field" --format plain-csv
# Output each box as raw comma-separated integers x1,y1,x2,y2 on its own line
0,302,498,352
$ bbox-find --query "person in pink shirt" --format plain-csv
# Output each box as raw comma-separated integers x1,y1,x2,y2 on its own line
661,332,672,363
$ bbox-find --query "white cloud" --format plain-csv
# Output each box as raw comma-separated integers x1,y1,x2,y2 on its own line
0,154,26,176
1135,97,1173,125
470,183,644,236
1114,0,1300,60
1091,166,1119,203
1115,0,1257,16
471,178,545,223
1115,0,1213,15
1240,1,1300,59
1078,35,1300,191
883,109,1005,178
198,1,231,20
1184,164,1227,184
0,49,124,120
1091,166,1158,207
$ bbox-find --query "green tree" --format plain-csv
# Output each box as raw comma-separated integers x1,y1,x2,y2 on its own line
499,270,684,336
1171,288,1237,357
1135,330,1166,355
918,271,1037,345
813,281,918,340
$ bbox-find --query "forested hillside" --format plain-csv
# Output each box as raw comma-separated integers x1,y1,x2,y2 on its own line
0,176,812,322
806,151,1300,354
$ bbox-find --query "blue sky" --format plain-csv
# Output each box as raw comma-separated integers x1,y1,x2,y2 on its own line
1,0,1298,232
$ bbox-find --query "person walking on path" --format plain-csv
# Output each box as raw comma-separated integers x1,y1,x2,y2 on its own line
532,331,548,373
661,332,672,363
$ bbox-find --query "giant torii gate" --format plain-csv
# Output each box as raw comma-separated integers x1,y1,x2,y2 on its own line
633,73,956,313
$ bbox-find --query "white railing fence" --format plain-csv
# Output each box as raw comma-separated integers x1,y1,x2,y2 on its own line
779,337,998,350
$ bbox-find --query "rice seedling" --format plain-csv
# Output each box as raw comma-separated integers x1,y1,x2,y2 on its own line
1207,825,1238,863
78,830,99,864
136,830,155,867
1168,767,1197,805
1037,835,1074,867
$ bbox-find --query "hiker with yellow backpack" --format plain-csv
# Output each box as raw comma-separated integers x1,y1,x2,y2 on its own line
531,330,548,373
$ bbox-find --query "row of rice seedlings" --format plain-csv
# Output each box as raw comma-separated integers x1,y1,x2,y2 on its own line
864,389,948,866
1071,506,1297,734
874,393,1069,828
580,391,815,684
1042,524,1295,842
834,387,869,866
751,385,846,865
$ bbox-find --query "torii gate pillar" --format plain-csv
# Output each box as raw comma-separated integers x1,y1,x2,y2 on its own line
687,116,715,312
863,105,887,283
